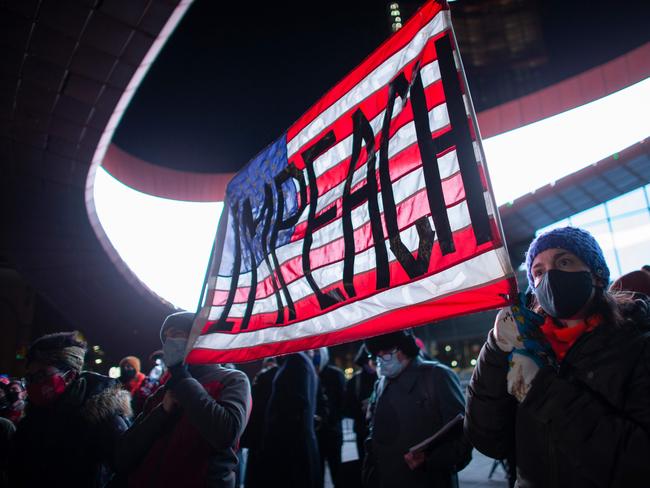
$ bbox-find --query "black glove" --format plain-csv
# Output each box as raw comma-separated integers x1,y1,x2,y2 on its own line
165,364,191,390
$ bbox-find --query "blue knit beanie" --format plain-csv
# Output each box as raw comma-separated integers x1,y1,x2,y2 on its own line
525,226,610,289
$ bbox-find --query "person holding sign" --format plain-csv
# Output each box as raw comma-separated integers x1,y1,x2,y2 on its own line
465,226,650,487
116,312,251,488
362,330,472,488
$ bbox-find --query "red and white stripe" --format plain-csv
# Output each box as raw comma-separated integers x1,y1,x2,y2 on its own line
187,1,515,364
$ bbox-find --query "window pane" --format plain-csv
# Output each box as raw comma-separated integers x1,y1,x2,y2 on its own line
536,218,570,236
569,203,607,227
609,209,650,274
606,187,647,218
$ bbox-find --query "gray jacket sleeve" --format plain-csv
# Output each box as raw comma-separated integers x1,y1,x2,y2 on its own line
169,370,251,450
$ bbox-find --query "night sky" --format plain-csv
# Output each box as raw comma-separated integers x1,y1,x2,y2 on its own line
113,0,650,175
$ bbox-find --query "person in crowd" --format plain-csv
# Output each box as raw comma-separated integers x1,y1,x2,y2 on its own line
116,311,251,488
343,344,377,462
0,385,8,417
0,379,26,424
414,337,432,360
146,349,166,383
118,356,146,396
241,357,278,488
363,330,471,488
127,349,167,416
0,416,15,488
118,355,154,415
261,352,321,488
610,265,650,297
465,226,650,487
309,347,345,488
9,331,132,487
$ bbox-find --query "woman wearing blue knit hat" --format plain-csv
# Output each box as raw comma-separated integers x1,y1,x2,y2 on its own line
465,226,650,487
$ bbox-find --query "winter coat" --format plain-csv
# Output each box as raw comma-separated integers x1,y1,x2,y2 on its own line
120,372,146,397
9,372,132,488
117,364,251,488
465,299,650,487
344,367,376,440
0,417,15,488
240,364,277,488
261,352,321,488
363,356,472,488
318,364,346,438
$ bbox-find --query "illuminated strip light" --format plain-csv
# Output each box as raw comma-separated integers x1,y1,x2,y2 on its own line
484,77,650,206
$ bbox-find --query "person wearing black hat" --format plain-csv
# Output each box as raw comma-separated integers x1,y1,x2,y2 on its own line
362,330,471,488
9,331,132,487
465,226,650,487
115,312,252,488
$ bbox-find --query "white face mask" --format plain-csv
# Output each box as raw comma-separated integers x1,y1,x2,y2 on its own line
163,338,188,367
376,352,407,378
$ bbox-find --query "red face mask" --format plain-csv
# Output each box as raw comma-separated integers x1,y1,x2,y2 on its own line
27,373,69,406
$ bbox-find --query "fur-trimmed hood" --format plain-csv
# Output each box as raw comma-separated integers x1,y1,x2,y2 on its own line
79,372,132,423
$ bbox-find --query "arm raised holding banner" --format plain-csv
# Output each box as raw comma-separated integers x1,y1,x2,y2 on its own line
466,227,650,486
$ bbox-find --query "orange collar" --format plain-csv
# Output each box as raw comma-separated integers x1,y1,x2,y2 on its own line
540,315,601,361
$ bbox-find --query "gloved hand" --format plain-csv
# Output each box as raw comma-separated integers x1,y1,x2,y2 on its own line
165,363,190,390
493,294,555,402
507,350,540,402
493,306,524,353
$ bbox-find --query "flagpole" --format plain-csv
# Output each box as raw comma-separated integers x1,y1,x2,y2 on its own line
444,7,518,297
196,199,230,313
185,199,231,360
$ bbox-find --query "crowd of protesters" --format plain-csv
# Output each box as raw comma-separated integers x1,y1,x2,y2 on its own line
1,226,650,487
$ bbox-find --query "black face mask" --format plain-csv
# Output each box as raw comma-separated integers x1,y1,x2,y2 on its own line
534,269,594,319
120,368,136,381
6,391,20,404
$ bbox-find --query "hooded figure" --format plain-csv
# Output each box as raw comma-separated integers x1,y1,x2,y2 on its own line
9,331,132,487
260,352,321,488
309,348,346,488
116,312,252,488
240,357,278,488
466,226,650,487
118,356,147,396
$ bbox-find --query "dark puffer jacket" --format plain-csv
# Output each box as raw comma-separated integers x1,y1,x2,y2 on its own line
9,372,132,487
465,299,650,487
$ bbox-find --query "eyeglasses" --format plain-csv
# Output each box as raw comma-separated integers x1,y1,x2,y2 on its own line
375,348,398,362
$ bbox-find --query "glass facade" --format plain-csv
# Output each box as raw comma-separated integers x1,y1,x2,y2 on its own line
536,183,650,279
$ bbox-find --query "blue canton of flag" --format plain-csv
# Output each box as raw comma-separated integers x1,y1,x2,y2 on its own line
225,134,298,273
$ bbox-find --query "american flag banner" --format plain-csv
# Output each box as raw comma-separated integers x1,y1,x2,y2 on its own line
186,0,516,364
